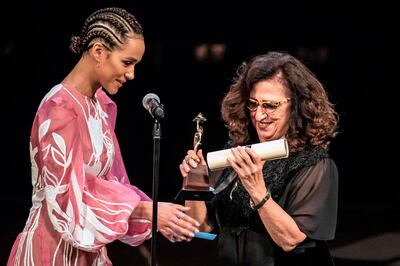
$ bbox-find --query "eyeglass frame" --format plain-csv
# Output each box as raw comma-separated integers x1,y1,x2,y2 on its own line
245,97,291,113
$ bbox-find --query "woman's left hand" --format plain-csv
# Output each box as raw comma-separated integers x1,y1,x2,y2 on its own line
227,146,267,200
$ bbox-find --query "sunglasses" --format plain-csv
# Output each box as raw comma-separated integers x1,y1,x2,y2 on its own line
246,97,291,113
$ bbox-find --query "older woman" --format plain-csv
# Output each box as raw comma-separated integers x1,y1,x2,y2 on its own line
180,51,339,265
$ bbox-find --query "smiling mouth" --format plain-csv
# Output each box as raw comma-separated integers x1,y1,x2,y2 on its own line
257,120,272,129
259,118,272,124
116,80,125,86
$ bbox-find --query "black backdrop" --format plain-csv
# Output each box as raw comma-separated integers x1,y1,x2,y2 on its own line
0,1,396,265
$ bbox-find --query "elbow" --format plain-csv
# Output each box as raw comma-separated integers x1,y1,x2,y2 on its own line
281,243,297,252
278,232,307,252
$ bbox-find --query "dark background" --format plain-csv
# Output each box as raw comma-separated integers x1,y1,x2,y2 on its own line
1,1,397,265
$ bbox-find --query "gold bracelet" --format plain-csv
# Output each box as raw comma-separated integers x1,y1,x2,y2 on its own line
249,189,271,210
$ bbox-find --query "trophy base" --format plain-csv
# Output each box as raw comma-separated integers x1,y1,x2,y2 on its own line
174,188,215,201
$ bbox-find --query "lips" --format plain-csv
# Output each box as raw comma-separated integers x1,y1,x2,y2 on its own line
257,120,272,130
115,80,125,88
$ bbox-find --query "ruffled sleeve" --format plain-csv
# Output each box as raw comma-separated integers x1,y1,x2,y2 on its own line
31,93,151,252
107,122,152,246
97,89,152,246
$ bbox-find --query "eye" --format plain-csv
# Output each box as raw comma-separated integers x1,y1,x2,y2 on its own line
246,99,259,110
263,101,280,110
123,60,133,66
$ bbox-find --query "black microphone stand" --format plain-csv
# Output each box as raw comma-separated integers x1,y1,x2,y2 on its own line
151,119,161,266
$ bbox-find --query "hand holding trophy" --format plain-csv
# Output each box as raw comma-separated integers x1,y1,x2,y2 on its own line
175,113,214,201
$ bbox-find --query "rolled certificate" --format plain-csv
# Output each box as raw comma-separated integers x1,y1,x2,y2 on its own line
206,139,289,171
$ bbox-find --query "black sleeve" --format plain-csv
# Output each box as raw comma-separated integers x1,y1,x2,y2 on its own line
284,158,339,240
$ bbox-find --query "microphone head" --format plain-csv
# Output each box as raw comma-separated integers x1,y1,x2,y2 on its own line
142,92,165,119
142,93,160,108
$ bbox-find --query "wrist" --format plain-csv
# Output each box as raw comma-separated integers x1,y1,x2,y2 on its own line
130,201,153,221
249,189,270,210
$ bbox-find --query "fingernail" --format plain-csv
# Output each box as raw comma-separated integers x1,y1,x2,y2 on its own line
195,222,200,226
190,232,195,237
195,228,199,233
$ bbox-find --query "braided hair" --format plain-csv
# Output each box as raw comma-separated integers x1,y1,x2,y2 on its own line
69,7,143,55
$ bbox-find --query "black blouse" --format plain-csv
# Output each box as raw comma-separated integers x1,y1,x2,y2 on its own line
206,146,339,266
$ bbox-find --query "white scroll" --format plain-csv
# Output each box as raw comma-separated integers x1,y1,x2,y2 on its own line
206,139,289,171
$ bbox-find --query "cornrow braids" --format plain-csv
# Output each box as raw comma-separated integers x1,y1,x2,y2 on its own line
69,7,143,55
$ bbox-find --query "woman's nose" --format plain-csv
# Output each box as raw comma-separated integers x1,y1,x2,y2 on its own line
125,69,134,80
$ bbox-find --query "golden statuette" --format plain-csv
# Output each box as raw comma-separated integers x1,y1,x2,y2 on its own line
193,113,207,153
175,112,213,201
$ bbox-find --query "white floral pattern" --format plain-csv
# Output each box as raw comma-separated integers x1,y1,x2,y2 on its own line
8,84,152,266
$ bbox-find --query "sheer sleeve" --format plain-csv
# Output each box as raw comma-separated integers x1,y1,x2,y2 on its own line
107,127,152,246
283,158,338,240
32,97,151,252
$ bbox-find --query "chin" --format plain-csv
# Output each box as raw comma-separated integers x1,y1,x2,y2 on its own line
104,87,118,95
258,132,277,142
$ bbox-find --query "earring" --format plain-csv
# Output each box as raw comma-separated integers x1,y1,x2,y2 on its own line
96,62,100,68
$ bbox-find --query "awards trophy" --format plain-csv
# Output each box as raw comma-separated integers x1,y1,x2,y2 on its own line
175,113,215,201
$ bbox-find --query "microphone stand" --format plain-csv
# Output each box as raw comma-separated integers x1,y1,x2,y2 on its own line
151,119,161,266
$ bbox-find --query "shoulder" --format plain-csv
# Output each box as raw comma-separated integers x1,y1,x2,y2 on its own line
307,157,337,172
38,84,74,108
292,157,338,189
36,84,78,122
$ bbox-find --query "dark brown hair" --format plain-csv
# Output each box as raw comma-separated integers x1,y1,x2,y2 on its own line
69,7,143,55
221,51,338,152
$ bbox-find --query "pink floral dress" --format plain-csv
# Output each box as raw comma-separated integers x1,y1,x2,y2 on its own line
7,83,152,265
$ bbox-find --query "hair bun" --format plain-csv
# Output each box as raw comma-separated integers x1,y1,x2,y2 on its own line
69,35,82,54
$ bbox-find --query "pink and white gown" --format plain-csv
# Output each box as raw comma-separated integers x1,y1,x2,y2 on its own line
7,83,152,265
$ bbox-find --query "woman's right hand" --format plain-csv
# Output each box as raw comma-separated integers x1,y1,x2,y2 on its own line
157,202,200,242
179,149,206,178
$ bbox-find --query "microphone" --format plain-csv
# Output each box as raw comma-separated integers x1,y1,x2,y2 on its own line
142,93,165,120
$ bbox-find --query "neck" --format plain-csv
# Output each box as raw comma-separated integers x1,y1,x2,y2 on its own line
62,56,100,98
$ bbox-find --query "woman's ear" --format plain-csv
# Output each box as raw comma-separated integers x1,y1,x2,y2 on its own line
90,42,107,63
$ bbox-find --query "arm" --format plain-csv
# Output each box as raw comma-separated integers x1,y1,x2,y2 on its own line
255,195,306,251
228,146,306,252
33,98,149,250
